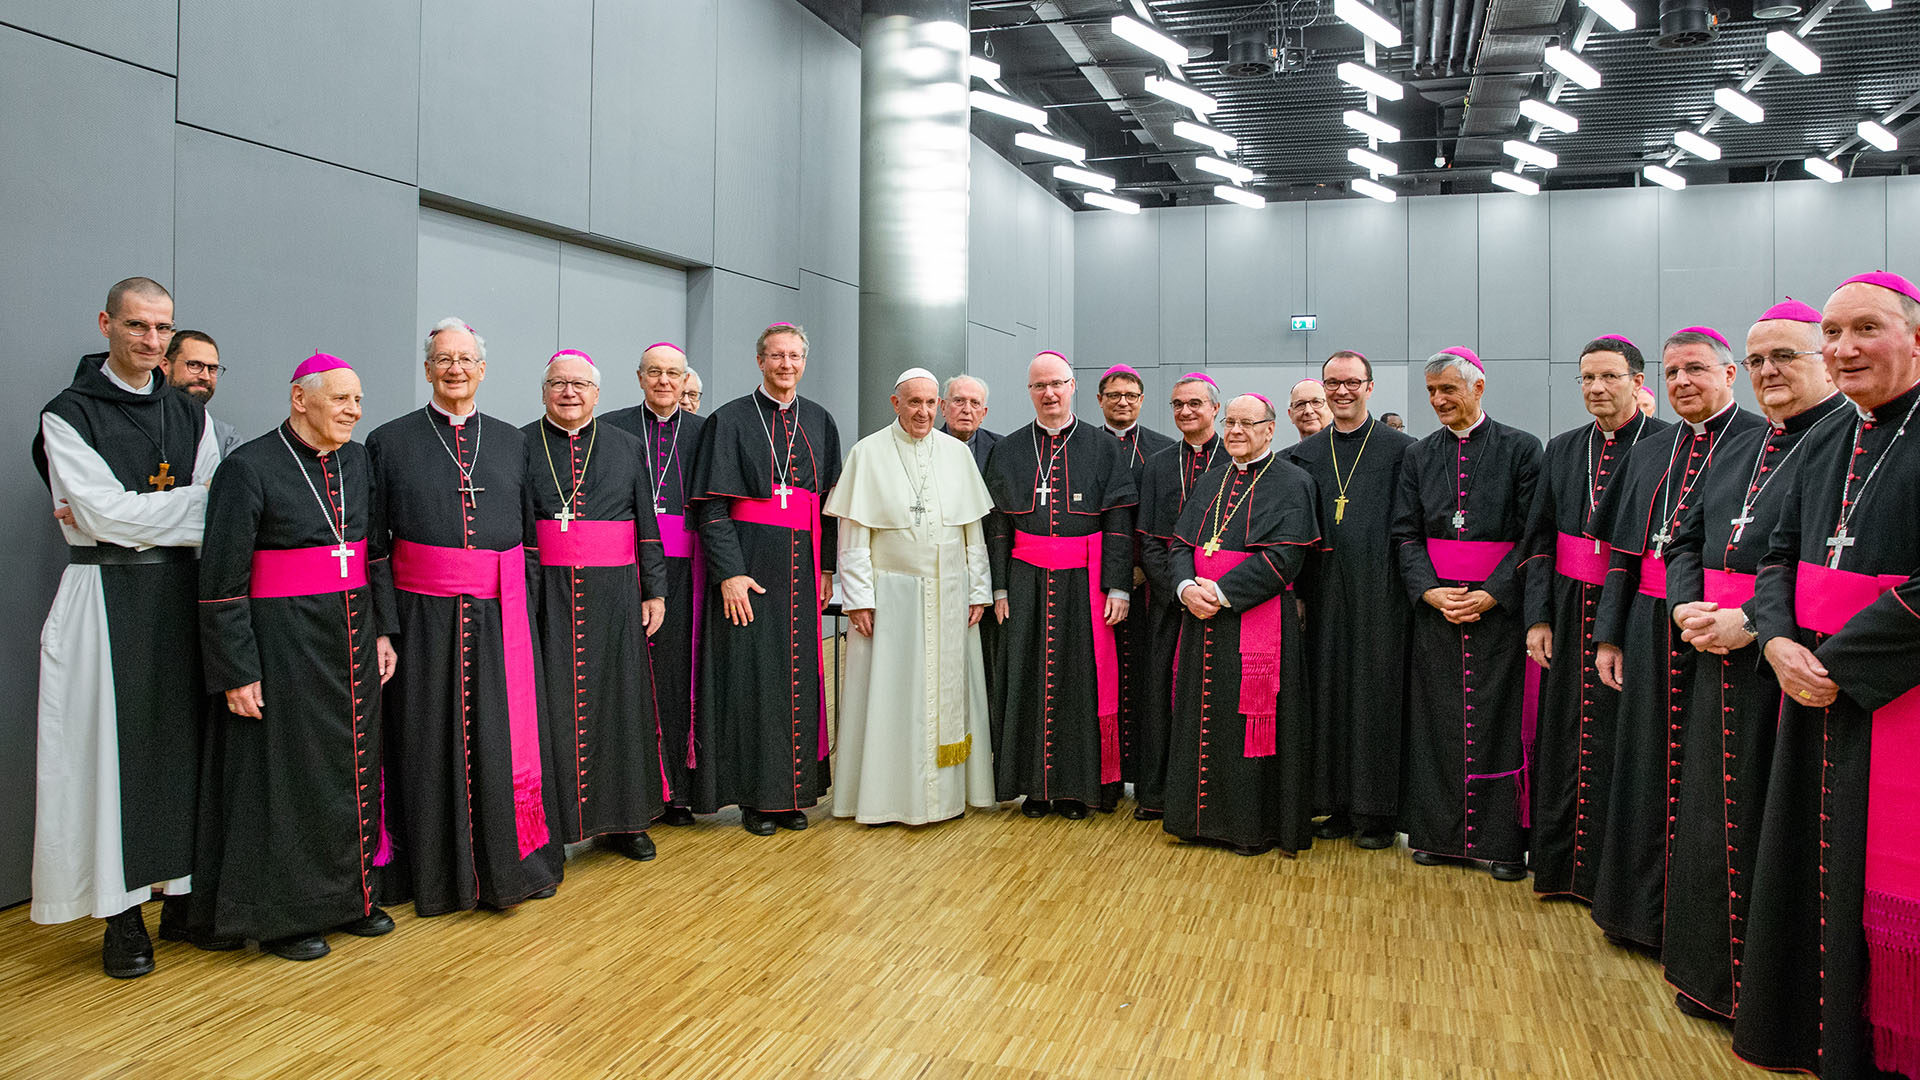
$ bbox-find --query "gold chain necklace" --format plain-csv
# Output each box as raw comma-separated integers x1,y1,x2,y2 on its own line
541,418,597,532
1326,418,1375,524
1202,455,1276,556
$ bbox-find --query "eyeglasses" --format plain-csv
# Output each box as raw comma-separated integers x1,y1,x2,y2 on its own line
1573,372,1634,386
121,319,174,338
1028,379,1073,393
640,366,685,379
1170,397,1211,411
1221,418,1275,430
1743,349,1821,371
682,390,702,400
761,351,805,363
1322,378,1370,392
1100,390,1143,403
179,359,223,376
430,356,482,371
1663,363,1725,382
945,398,985,411
1288,400,1327,411
544,379,595,393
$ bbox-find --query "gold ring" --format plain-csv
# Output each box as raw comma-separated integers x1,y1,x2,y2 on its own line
1797,689,1812,700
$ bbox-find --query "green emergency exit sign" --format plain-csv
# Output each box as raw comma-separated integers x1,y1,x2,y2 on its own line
1291,315,1317,331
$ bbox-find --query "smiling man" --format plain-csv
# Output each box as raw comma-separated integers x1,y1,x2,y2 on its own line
1287,379,1332,441
1097,364,1173,805
163,330,240,458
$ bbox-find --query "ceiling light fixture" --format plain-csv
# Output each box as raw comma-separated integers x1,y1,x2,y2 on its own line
1214,185,1266,208
1643,164,1686,190
1581,0,1638,31
1518,98,1579,133
1713,87,1765,124
1172,119,1238,152
1347,146,1399,175
1863,0,1892,11
1195,155,1255,183
969,89,1047,128
1351,176,1398,203
1765,30,1821,74
1053,164,1117,192
1334,0,1405,48
1491,171,1541,195
1673,130,1722,160
1342,109,1401,142
1144,75,1218,115
1014,132,1087,163
1804,156,1843,182
1857,119,1899,151
1084,191,1141,214
1110,15,1191,68
1543,45,1602,89
1503,138,1558,169
970,56,1001,83
1336,61,1404,101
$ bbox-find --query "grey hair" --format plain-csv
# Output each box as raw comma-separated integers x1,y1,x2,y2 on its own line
424,316,485,362
683,368,702,390
293,372,329,393
1423,351,1486,386
544,355,601,386
1172,376,1219,406
944,374,989,403
1663,329,1734,367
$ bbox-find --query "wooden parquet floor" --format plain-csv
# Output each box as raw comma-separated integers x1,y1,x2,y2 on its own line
0,803,1754,1080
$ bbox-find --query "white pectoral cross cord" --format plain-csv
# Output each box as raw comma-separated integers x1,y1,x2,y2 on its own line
331,540,356,577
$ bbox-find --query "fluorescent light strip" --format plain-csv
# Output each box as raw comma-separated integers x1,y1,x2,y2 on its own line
1195,155,1254,183
1014,131,1087,163
1053,164,1117,192
1172,119,1238,152
1351,176,1397,203
1144,75,1218,115
1858,119,1898,151
1084,192,1141,214
1490,170,1541,195
1673,130,1722,161
1864,0,1892,12
1581,0,1637,31
1110,15,1190,68
969,89,1046,128
970,56,1001,82
1643,164,1686,190
1334,0,1404,48
1343,109,1401,143
1766,30,1821,75
1805,156,1843,183
1336,61,1403,101
1518,98,1579,133
1503,138,1558,169
1713,87,1764,124
1214,185,1265,208
1347,146,1399,175
1543,45,1602,90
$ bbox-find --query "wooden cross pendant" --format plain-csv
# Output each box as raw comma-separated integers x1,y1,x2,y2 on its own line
148,462,176,491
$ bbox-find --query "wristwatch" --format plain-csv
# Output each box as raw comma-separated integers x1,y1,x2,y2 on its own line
1741,608,1758,641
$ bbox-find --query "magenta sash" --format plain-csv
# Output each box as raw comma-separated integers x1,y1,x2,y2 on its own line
1637,551,1668,599
1428,538,1511,583
655,512,703,769
1794,560,1920,1075
730,489,829,762
1554,531,1610,587
1703,568,1755,608
1193,547,1284,758
1012,529,1122,784
1428,537,1537,827
534,519,636,567
391,539,549,858
249,543,368,597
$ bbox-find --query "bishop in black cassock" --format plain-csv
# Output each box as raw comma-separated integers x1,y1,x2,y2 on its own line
684,325,842,835
1734,274,1920,1079
1287,352,1417,848
1521,336,1667,902
1391,348,1540,880
1136,373,1226,818
525,351,670,861
195,355,397,960
1165,394,1319,856
1590,327,1763,951
605,342,706,827
984,351,1136,818
369,321,560,915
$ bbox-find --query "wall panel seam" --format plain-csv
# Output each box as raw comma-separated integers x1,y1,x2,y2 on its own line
0,21,174,78
174,121,416,189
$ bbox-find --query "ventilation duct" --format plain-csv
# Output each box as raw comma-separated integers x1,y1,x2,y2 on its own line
1219,28,1277,78
1652,0,1718,48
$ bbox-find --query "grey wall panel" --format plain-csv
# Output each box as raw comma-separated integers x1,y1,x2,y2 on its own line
1305,198,1408,365
1206,202,1306,368
798,17,860,288
415,207,562,427
177,0,420,183
685,268,801,409
965,320,1021,430
968,144,1022,335
174,127,417,435
798,270,860,442
0,0,175,72
712,0,803,288
1888,176,1920,276
1548,187,1661,372
1773,177,1887,306
588,0,717,264
1479,359,1552,443
418,0,591,232
556,244,689,411
1015,172,1051,332
0,26,177,906
1476,192,1550,360
1074,209,1159,369
1546,361,1590,437
1408,195,1479,359
1658,184,1775,347
1366,361,1411,434
1158,207,1208,372
1048,201,1076,355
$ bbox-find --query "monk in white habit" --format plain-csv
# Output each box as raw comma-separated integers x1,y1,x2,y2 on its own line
825,369,996,825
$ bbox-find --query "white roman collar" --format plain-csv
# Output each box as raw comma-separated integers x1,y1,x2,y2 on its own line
430,399,475,426
1038,418,1074,437
1105,421,1137,438
757,385,796,411
1449,412,1488,438
102,360,154,395
1686,398,1736,435
547,416,592,436
646,403,679,423
1232,446,1275,471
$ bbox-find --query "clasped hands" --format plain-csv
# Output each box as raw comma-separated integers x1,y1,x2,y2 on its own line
1670,601,1753,655
1424,586,1495,625
1181,578,1225,619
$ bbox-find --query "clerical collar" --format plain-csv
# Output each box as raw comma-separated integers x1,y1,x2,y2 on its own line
1332,413,1371,435
430,399,475,426
1105,421,1137,438
101,360,154,396
756,385,797,412
891,420,928,444
1449,412,1488,439
1686,398,1736,436
646,403,679,424
1232,446,1274,471
545,416,592,436
1858,378,1920,422
1037,417,1075,437
1183,435,1215,452
1774,390,1844,433
281,420,327,456
1595,412,1637,441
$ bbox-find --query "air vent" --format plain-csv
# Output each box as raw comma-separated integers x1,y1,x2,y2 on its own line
1652,0,1718,48
1220,29,1277,78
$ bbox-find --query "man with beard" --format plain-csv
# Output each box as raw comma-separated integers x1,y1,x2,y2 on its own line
163,330,240,458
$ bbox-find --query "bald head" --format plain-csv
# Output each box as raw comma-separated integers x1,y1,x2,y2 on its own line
1027,353,1075,427
1287,379,1330,438
1222,394,1276,462
640,343,688,412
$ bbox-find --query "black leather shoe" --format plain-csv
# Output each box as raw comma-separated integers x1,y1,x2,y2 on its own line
263,934,330,961
102,907,155,979
1313,814,1354,840
1411,850,1448,867
1132,806,1163,821
1020,799,1051,818
774,810,808,831
659,805,696,827
1232,842,1274,857
528,885,558,901
336,906,395,937
157,897,244,951
1354,830,1397,850
1674,993,1732,1024
599,832,657,861
1489,861,1529,882
741,808,777,836
1055,800,1091,820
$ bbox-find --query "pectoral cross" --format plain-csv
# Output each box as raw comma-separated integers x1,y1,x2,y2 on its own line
1202,537,1221,557
554,504,575,532
1334,495,1349,525
653,503,666,517
909,497,928,524
1650,526,1672,557
1035,481,1053,507
148,462,176,491
1826,526,1856,569
1450,510,1467,531
459,482,484,508
331,541,356,578
1730,511,1756,544
775,483,793,510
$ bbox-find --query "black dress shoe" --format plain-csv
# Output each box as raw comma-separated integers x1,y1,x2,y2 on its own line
157,897,244,951
1489,861,1529,882
527,885,558,901
1673,993,1733,1024
1232,842,1274,857
659,805,696,827
102,907,155,979
1411,849,1448,866
336,906,395,937
1020,799,1051,818
1354,830,1397,850
1313,814,1354,840
599,832,657,861
1132,806,1163,821
741,808,777,836
263,934,330,961
774,810,809,831
1055,800,1090,820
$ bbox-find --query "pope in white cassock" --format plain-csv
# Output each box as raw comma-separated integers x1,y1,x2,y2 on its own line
825,369,997,825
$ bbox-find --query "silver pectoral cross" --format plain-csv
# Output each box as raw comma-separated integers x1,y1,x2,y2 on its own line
775,483,793,510
459,482,484,508
555,504,575,533
909,497,928,524
331,541,356,578
1826,526,1856,569
1450,510,1467,531
1036,481,1054,507
1650,526,1672,556
1730,511,1756,543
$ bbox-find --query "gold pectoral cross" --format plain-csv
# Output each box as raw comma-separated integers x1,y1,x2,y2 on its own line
1334,494,1349,524
148,462,176,491
1202,538,1221,557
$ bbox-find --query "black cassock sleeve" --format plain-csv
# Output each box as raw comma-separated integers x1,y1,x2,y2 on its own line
1100,500,1135,595
366,427,399,640
1753,475,1804,654
1138,461,1176,601
1477,436,1540,612
1390,445,1440,602
199,454,265,694
1663,491,1709,617
986,509,1011,592
1521,452,1559,629
1816,569,1920,712
817,410,841,575
635,465,669,601
1216,546,1299,612
1589,463,1643,649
